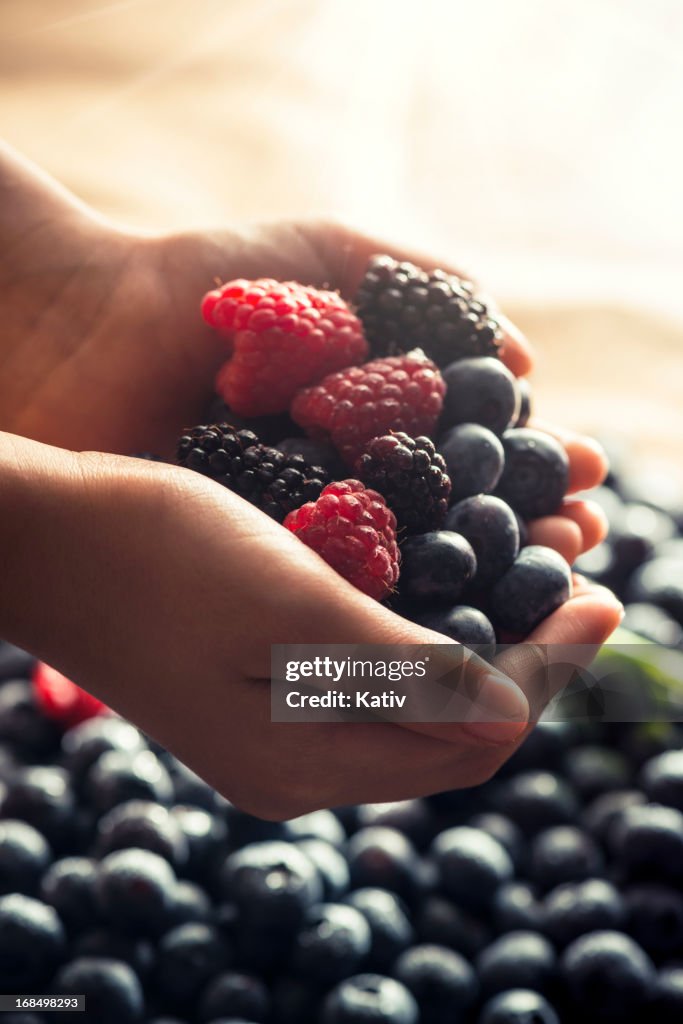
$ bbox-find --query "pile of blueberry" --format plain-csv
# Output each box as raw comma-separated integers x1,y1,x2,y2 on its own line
1,622,683,1023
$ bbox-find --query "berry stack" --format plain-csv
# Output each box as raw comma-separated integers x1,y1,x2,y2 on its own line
177,256,575,643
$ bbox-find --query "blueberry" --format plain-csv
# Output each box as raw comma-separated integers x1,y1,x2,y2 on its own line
73,928,155,978
489,546,572,635
344,889,414,971
479,989,560,1024
529,826,604,893
40,856,98,933
0,680,59,756
154,922,230,1003
86,749,174,812
563,746,631,802
542,879,625,948
282,809,346,846
581,789,646,846
95,847,177,935
628,557,683,625
639,750,683,811
355,800,435,851
321,974,419,1024
416,605,497,647
495,429,569,519
492,882,544,934
0,643,34,681
437,423,505,501
514,376,533,428
0,766,75,850
399,531,477,603
220,840,322,932
0,893,65,989
271,976,318,1024
277,436,343,474
393,944,478,1023
622,603,683,646
491,771,579,837
441,357,520,435
476,930,557,998
291,903,371,983
167,759,229,813
167,879,213,926
52,956,144,1024
347,827,422,905
445,495,520,586
611,804,683,883
654,966,683,1023
295,838,350,900
415,895,490,959
0,819,51,895
430,826,514,915
223,806,286,847
62,716,146,779
197,971,270,1023
499,722,574,776
467,813,526,871
561,930,655,1021
95,800,189,870
624,883,683,959
170,806,228,882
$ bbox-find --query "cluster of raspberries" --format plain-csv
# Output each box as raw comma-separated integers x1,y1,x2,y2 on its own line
179,258,501,602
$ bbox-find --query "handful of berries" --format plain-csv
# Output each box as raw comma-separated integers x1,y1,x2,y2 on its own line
179,255,575,642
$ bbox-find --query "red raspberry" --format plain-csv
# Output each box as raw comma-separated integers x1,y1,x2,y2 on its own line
284,480,400,601
291,351,445,464
201,279,368,416
33,662,108,727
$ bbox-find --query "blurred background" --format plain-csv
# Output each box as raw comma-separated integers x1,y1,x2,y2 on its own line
1,0,682,474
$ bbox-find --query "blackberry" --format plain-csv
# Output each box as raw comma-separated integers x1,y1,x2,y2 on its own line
176,423,329,523
354,255,501,365
356,433,451,534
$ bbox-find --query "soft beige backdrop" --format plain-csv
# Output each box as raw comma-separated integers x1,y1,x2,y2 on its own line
2,0,681,474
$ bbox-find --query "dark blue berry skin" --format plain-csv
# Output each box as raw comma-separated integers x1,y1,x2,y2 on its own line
495,428,569,519
0,680,60,757
0,766,75,851
346,827,423,906
95,847,177,936
437,423,504,501
0,643,34,681
222,806,286,847
529,826,604,893
542,879,625,949
166,759,229,813
40,856,98,934
73,928,155,979
622,602,683,646
0,819,51,895
52,956,144,1024
416,605,497,647
197,971,270,1023
415,896,490,959
468,813,526,872
479,988,560,1024
624,883,683,959
282,809,346,846
582,789,646,847
489,546,572,635
654,966,683,1024
85,750,174,813
321,974,419,1024
295,839,350,900
344,889,414,972
61,716,147,780
277,436,344,476
492,882,544,934
95,800,189,870
499,722,574,777
441,357,520,436
220,840,322,932
271,976,318,1024
628,557,683,625
291,903,371,984
0,893,65,990
611,804,683,883
393,943,478,1024
154,922,230,1004
445,495,520,587
430,827,514,915
167,880,212,927
514,376,533,428
476,930,557,999
356,800,435,851
399,531,477,604
564,746,631,802
639,750,683,811
561,930,656,1022
170,806,228,884
491,771,579,837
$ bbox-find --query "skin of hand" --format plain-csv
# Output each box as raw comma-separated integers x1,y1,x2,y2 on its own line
0,143,623,816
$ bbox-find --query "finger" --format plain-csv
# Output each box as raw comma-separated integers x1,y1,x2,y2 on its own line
527,516,583,563
531,417,609,492
555,498,609,552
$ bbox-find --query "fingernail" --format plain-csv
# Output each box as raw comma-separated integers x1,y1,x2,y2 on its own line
461,672,529,744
